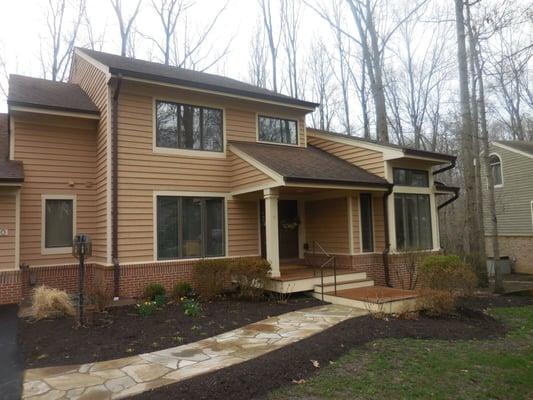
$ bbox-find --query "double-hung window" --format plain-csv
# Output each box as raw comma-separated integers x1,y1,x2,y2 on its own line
394,194,432,250
157,196,225,260
43,196,75,253
258,115,298,145
156,100,223,152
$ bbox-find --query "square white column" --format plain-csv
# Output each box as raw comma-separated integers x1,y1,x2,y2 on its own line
264,188,280,277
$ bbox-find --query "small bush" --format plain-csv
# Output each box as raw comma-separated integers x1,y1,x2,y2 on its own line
192,259,231,300
418,255,477,296
154,294,166,307
144,283,166,301
416,289,457,316
172,282,193,300
136,300,157,317
31,286,76,320
182,298,202,317
87,272,110,312
229,258,271,299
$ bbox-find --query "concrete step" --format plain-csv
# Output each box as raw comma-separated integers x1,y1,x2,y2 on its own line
267,271,368,293
314,278,374,294
312,291,418,315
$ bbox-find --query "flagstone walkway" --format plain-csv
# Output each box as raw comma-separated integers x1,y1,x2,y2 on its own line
22,304,366,400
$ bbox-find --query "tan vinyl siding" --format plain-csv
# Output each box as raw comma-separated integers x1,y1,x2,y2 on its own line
0,193,17,270
307,135,385,177
482,144,533,236
229,150,276,192
70,55,109,263
14,114,97,265
305,197,350,254
227,199,260,256
351,195,361,253
373,195,385,251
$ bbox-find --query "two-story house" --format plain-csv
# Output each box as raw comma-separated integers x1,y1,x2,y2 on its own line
0,48,457,305
482,141,533,274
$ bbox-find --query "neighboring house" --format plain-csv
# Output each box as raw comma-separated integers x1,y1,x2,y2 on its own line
482,141,533,274
0,48,457,304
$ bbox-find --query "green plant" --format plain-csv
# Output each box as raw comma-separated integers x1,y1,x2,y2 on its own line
144,283,166,301
174,335,184,344
136,300,157,317
192,259,231,300
182,298,202,317
228,258,271,300
172,282,193,300
418,255,478,295
31,286,76,320
154,294,166,307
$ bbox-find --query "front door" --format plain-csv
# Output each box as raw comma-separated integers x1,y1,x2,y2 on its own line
259,200,299,260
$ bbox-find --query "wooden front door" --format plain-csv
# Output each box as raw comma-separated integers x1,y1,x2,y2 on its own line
259,200,299,260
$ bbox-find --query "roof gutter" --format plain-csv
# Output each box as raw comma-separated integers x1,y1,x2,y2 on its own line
110,74,123,299
432,158,456,176
382,185,393,287
438,187,460,210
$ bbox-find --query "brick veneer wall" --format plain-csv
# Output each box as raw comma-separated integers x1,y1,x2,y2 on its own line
485,236,533,274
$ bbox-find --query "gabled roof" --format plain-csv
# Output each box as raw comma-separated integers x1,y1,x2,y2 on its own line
76,48,318,110
308,128,456,162
7,74,99,115
0,113,24,183
229,141,390,188
494,140,533,158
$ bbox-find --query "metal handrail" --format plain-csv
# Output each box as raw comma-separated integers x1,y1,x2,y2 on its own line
311,241,337,301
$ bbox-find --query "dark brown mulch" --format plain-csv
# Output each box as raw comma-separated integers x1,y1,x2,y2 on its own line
134,294,531,400
18,295,323,369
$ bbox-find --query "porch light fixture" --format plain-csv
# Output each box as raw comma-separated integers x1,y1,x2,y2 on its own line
73,234,92,325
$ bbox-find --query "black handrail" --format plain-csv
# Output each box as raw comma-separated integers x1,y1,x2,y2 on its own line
311,240,337,301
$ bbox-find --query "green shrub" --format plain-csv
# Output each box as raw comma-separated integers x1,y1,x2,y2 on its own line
172,282,193,300
144,283,166,301
192,259,231,300
154,294,166,307
136,300,157,317
182,298,202,317
418,255,478,295
229,258,271,299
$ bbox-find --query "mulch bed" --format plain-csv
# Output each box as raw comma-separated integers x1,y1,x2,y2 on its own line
133,294,533,400
18,295,323,369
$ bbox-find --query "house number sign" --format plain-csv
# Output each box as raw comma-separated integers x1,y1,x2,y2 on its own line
0,228,8,236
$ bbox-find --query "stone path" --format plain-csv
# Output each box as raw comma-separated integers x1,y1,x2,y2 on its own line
22,304,366,399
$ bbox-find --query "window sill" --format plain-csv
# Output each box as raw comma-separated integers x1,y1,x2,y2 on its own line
153,146,226,158
42,246,73,255
257,140,300,147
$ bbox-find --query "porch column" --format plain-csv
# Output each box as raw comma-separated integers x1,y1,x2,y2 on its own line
264,188,280,277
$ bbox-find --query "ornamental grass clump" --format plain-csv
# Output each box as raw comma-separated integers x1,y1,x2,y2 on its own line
31,286,76,320
416,254,478,316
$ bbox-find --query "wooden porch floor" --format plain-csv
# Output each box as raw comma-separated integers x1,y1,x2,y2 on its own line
271,264,356,282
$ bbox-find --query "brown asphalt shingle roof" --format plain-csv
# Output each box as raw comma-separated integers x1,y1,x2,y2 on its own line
0,113,24,182
8,74,99,115
496,140,533,156
77,48,319,109
229,141,390,187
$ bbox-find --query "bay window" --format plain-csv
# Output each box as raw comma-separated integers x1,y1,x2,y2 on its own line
393,168,429,187
156,100,223,152
156,196,225,260
394,194,432,250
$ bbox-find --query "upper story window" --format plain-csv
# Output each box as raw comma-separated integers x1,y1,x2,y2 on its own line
489,154,503,186
258,115,298,145
156,100,223,152
393,168,429,187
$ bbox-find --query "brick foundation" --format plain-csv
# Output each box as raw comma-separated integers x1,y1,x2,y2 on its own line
485,236,533,274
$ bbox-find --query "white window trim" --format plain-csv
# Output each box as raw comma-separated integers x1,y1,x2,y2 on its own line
41,194,77,255
152,97,227,158
488,152,504,188
256,113,300,147
530,201,533,232
153,191,230,262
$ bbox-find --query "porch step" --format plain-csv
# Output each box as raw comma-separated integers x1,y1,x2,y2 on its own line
267,271,367,293
314,278,374,294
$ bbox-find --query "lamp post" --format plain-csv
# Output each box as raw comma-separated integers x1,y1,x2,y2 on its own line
73,234,92,325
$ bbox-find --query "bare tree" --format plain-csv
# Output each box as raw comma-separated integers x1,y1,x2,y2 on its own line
248,23,268,88
110,0,142,57
259,0,281,92
280,0,301,97
40,0,86,81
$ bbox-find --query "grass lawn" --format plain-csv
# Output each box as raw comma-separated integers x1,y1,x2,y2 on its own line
271,306,533,400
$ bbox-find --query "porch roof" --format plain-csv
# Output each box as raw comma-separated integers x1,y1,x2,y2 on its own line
229,140,390,188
